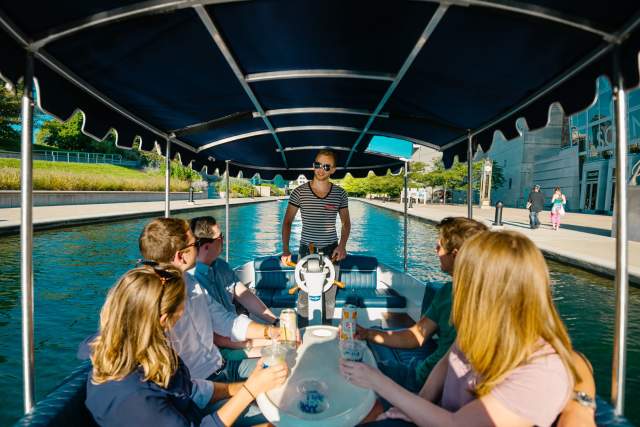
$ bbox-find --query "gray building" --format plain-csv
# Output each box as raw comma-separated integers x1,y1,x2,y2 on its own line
487,105,580,210
487,77,640,214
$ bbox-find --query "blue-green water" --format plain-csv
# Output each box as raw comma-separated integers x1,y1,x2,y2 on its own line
0,200,638,426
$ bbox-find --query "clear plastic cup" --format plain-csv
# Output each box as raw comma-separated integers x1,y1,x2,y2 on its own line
261,343,288,368
339,339,366,362
297,379,329,414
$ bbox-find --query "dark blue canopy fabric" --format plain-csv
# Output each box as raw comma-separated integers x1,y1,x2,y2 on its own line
1,0,640,178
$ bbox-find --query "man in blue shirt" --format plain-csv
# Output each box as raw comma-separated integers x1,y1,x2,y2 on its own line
190,216,278,360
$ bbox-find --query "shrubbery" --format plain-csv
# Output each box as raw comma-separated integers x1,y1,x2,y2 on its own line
0,159,194,192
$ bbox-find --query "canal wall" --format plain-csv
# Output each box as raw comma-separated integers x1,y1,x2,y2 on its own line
0,197,285,236
0,190,208,208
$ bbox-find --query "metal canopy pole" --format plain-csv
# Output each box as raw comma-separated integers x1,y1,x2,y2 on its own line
467,132,473,219
225,160,230,262
20,52,35,413
164,138,171,218
611,50,629,416
403,161,409,272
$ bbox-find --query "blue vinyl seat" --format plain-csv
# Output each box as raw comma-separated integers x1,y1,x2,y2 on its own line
13,361,97,427
253,255,406,309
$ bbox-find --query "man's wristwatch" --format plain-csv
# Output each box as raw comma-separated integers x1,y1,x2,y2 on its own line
573,391,597,410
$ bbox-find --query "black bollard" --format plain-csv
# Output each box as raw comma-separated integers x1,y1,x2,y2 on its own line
494,201,504,226
189,186,194,203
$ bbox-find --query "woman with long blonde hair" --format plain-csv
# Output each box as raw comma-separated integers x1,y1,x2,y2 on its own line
86,265,287,427
341,230,577,427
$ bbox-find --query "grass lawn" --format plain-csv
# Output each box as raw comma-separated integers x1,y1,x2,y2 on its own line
0,159,194,191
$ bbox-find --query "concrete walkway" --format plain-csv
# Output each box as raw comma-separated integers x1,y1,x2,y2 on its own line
358,198,640,285
0,197,285,236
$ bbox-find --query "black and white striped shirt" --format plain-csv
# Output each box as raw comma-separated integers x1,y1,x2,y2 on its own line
289,182,349,247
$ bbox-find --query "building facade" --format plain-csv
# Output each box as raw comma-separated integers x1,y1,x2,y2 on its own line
488,77,640,214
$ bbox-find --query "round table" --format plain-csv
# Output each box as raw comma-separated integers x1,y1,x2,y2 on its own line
256,326,376,427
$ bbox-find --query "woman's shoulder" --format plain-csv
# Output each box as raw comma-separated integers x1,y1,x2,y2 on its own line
490,344,571,426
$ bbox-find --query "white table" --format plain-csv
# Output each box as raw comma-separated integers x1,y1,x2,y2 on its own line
256,326,376,427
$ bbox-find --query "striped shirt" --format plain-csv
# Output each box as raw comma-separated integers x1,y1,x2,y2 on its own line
289,182,349,247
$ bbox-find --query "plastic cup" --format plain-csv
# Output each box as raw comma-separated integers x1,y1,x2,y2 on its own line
297,379,329,414
339,339,366,362
261,343,288,368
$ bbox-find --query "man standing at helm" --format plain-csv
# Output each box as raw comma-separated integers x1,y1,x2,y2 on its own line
281,149,351,324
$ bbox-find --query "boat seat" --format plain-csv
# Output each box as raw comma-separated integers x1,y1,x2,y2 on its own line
13,361,97,427
255,255,406,309
253,255,298,306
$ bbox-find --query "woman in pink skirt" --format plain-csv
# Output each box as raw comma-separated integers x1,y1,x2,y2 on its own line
550,187,567,230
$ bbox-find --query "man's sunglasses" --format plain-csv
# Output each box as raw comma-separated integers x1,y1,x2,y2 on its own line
313,161,333,172
195,234,223,248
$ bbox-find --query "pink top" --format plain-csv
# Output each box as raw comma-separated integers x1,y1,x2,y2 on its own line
441,343,571,427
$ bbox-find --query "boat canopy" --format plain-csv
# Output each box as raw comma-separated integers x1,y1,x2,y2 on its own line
1,1,640,178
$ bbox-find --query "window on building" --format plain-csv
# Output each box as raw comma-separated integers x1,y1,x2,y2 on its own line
508,178,512,189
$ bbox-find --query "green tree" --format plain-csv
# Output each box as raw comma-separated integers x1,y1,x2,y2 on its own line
36,112,118,151
0,84,21,147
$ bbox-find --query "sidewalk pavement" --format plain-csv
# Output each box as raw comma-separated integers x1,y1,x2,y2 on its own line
358,198,640,285
0,197,285,236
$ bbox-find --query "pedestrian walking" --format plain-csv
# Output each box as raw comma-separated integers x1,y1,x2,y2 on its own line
550,187,567,231
526,185,545,229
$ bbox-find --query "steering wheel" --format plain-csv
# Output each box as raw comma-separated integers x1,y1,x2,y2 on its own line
294,254,336,294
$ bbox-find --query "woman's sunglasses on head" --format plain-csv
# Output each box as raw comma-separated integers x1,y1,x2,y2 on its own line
313,162,333,172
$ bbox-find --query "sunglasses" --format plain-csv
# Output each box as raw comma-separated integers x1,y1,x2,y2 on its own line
135,260,179,281
180,240,199,252
313,161,333,172
196,234,223,248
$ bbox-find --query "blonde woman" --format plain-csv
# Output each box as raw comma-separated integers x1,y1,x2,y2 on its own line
341,231,577,427
86,266,287,427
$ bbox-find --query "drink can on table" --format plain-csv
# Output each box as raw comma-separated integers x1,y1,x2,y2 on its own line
279,308,297,345
339,304,358,341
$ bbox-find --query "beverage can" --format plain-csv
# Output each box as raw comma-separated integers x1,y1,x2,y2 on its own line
339,304,358,341
279,308,297,345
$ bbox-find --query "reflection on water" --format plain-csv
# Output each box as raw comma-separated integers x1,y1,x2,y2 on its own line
0,200,638,425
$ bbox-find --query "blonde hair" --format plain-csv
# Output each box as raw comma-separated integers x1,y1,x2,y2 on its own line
451,230,577,396
90,265,185,388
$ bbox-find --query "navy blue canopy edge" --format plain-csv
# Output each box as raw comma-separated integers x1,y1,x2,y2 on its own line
1,0,640,178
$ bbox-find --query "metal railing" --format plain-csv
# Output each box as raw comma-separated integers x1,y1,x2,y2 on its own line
0,149,140,167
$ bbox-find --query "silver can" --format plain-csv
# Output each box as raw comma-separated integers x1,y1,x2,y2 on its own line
279,308,297,345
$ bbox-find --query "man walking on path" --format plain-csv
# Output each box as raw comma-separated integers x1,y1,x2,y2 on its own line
281,149,351,324
527,184,545,229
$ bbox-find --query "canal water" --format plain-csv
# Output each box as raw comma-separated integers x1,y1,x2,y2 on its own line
0,200,638,425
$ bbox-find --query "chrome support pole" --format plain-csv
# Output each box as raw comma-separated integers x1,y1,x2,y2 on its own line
225,160,230,262
467,131,473,219
403,161,408,272
20,52,35,413
611,51,629,416
164,139,171,218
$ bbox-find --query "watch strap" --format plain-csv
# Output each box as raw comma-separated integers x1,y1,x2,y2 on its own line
573,391,597,410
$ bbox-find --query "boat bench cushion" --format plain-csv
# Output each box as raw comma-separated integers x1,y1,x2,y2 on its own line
270,287,405,309
14,360,98,427
253,256,297,290
336,288,406,308
258,255,403,308
338,255,378,290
